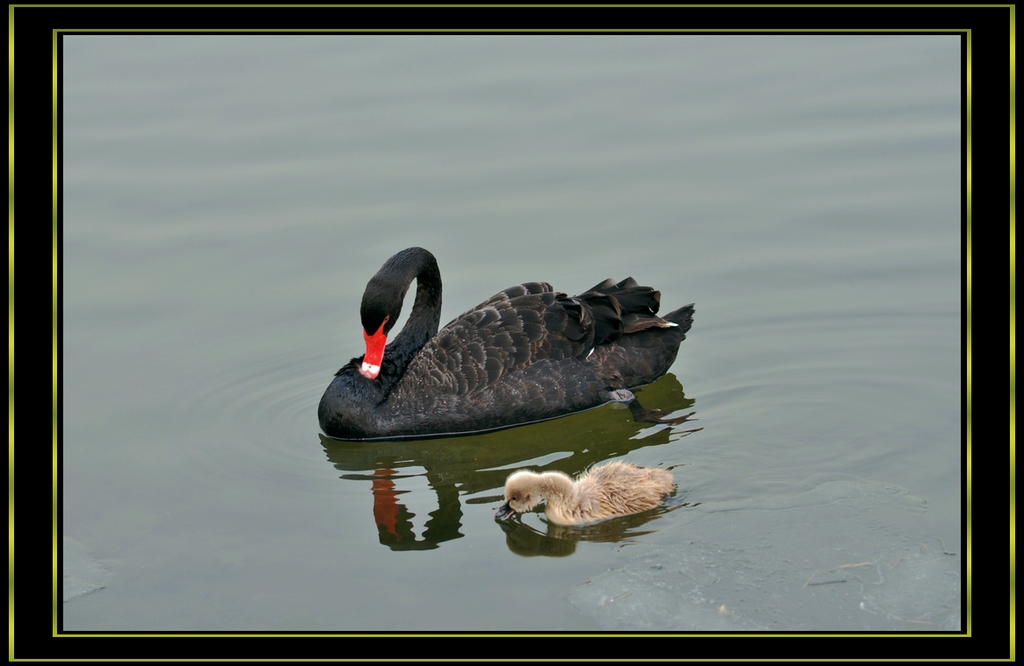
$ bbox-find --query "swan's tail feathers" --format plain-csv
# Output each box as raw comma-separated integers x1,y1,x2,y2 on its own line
662,304,695,335
582,277,661,315
577,277,694,344
576,278,665,345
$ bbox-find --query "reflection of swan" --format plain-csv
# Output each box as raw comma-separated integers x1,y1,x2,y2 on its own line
495,461,675,526
321,373,699,551
319,247,695,439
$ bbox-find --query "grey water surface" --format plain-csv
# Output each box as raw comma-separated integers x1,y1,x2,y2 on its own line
61,34,962,631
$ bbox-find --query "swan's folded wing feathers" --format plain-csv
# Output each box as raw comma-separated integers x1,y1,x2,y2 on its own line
545,296,592,343
571,280,666,345
410,284,596,394
576,291,623,345
600,280,661,315
401,279,684,398
518,304,547,345
464,283,689,399
469,281,554,313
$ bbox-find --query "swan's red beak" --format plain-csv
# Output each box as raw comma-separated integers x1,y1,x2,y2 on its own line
359,317,389,379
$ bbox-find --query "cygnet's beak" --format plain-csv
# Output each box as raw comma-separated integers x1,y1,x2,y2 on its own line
494,500,516,521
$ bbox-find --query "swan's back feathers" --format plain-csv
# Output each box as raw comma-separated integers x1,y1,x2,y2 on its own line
397,282,582,396
566,461,674,523
397,277,690,399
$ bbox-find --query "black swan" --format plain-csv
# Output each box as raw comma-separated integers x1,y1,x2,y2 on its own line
318,247,694,440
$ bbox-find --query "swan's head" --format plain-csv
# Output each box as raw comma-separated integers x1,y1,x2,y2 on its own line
359,279,404,379
495,469,565,521
355,247,441,380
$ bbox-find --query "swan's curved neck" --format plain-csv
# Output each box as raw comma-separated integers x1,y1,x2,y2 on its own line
363,248,443,385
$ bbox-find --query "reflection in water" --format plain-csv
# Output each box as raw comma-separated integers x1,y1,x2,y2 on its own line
495,490,701,557
495,507,663,557
320,374,700,552
367,469,463,550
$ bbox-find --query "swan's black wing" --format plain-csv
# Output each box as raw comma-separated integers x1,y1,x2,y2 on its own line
390,278,686,399
390,282,567,397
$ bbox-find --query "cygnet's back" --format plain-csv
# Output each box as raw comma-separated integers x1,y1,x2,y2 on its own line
495,460,675,526
569,461,674,523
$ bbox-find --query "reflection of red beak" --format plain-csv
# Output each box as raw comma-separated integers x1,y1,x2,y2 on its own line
359,317,389,379
371,468,399,536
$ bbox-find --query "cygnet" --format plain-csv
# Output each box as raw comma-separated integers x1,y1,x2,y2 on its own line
494,461,674,526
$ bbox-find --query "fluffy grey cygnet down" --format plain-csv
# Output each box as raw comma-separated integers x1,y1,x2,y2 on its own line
495,461,675,525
